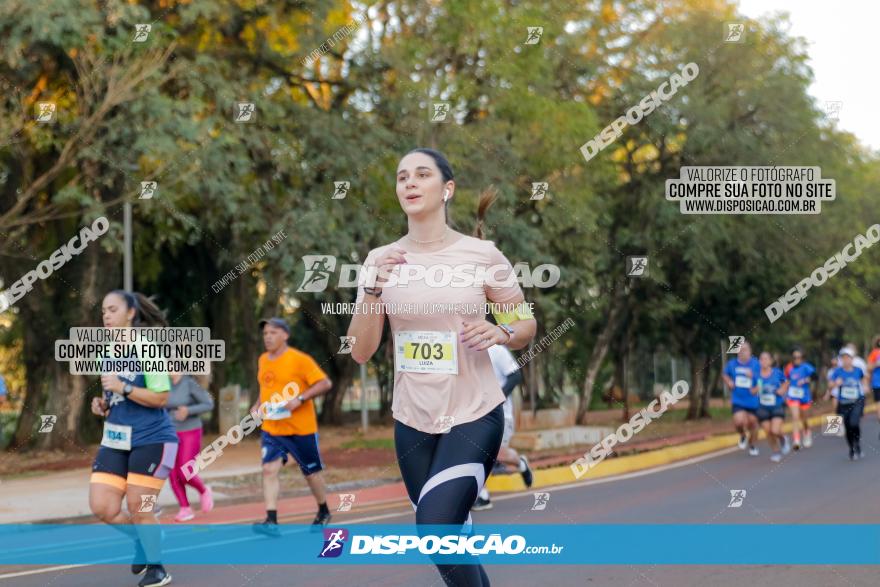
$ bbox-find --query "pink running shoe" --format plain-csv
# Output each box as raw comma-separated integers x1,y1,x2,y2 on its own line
201,486,214,513
174,507,195,522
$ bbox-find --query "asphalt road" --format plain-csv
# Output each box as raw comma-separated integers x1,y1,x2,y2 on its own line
3,417,879,586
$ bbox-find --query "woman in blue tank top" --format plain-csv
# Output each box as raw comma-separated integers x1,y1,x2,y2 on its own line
89,290,177,587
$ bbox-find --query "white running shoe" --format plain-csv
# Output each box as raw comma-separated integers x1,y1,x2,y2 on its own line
781,436,791,455
770,453,782,463
738,434,748,450
803,431,813,448
748,446,759,457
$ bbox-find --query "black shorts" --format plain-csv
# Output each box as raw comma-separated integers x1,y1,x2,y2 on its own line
873,388,880,402
755,406,785,422
732,405,756,416
90,442,178,491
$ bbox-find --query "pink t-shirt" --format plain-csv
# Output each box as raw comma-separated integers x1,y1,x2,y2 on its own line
356,234,525,433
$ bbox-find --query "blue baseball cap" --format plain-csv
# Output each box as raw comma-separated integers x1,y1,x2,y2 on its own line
259,317,290,335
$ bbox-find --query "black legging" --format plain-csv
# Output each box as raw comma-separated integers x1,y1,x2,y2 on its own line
837,397,864,451
395,403,504,587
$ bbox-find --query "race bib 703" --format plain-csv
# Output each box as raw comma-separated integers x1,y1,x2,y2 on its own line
395,331,458,374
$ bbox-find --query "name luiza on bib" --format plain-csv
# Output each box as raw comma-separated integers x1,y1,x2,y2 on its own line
395,331,458,374
102,422,132,450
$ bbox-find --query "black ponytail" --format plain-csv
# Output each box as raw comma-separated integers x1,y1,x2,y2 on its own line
109,289,168,327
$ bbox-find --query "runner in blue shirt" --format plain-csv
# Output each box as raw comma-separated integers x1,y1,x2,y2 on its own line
785,347,818,450
867,335,880,438
752,352,791,463
826,347,868,460
89,290,177,587
723,341,761,456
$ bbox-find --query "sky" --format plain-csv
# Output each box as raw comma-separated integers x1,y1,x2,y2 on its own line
737,0,879,151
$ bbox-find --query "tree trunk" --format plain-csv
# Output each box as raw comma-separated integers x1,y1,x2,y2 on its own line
320,367,353,425
8,298,53,450
686,351,712,420
44,239,103,449
577,285,626,424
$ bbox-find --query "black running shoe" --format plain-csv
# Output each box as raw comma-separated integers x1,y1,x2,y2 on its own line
252,520,282,537
471,496,493,511
312,510,332,527
131,540,147,575
138,564,171,587
519,456,534,488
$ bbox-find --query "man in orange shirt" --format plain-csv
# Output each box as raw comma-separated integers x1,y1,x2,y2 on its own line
250,317,333,536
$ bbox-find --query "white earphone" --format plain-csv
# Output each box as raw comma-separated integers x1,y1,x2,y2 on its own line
443,189,450,202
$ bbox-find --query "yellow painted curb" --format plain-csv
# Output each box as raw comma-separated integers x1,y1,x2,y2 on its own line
486,413,830,492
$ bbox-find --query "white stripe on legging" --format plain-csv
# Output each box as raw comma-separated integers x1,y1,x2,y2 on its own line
417,463,485,506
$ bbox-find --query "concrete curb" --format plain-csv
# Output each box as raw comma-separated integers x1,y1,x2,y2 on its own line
485,413,831,492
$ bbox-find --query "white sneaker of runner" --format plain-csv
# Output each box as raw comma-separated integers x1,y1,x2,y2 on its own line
770,453,782,463
803,431,813,448
748,446,759,457
781,436,791,455
738,434,748,450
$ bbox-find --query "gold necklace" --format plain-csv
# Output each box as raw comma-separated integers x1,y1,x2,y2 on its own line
406,227,450,245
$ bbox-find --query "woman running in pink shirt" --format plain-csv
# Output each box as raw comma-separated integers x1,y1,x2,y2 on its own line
348,148,537,587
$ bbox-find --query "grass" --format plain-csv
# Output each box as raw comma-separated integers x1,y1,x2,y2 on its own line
339,437,396,451
662,406,729,421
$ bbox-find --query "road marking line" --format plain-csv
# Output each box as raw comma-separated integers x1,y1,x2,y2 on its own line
0,444,739,581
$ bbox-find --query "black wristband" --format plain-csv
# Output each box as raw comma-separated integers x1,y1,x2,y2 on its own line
363,286,382,298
